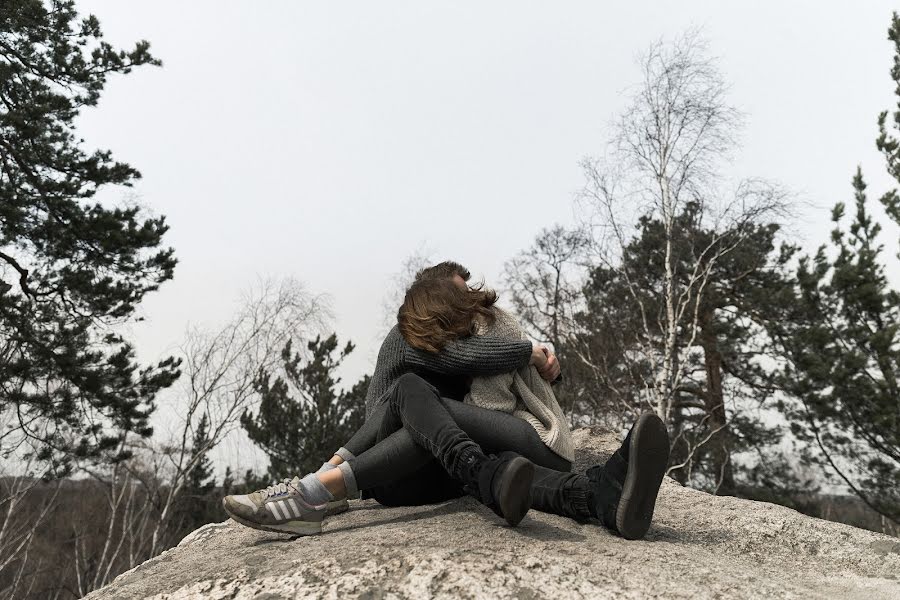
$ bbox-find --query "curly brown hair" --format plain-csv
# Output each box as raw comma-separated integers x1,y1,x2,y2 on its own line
414,261,470,282
397,276,497,353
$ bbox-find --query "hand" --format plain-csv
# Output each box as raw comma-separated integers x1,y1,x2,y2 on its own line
538,351,560,382
531,344,561,381
530,343,549,369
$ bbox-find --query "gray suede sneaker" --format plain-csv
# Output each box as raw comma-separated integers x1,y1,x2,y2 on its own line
222,477,327,536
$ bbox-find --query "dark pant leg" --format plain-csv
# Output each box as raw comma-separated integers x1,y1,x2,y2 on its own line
341,401,390,457
347,395,463,504
368,460,464,506
442,400,592,520
350,428,464,504
348,375,591,518
442,400,570,471
385,373,483,477
343,375,564,481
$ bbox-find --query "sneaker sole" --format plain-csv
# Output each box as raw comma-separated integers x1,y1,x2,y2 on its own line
497,456,534,527
616,412,670,540
222,501,323,536
324,498,349,517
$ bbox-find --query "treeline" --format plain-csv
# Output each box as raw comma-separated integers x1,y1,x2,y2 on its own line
501,25,900,529
0,2,370,597
0,276,368,598
1,2,899,599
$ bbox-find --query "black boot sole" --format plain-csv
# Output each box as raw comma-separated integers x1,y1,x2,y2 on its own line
616,412,670,540
497,456,534,527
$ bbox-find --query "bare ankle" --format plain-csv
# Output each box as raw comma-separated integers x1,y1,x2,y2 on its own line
317,469,347,499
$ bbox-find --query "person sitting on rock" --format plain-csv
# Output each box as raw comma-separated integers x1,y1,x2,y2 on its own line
222,261,670,541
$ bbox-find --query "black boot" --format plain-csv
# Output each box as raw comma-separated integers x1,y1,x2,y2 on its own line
455,447,535,527
584,417,639,526
594,416,638,487
585,412,670,540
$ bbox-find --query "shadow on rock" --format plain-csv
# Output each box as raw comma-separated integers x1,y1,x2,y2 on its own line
326,501,470,534
514,518,589,542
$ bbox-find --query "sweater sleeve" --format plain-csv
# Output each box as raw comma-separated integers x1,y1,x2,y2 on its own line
403,335,532,376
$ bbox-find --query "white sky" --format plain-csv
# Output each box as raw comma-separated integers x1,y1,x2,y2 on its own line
72,1,900,466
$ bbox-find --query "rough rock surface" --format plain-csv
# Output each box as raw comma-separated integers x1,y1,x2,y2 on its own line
86,428,900,599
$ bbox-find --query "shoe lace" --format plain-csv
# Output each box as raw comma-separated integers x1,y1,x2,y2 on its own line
262,478,295,499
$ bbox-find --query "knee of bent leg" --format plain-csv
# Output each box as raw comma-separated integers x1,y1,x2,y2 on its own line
392,373,435,408
396,372,432,394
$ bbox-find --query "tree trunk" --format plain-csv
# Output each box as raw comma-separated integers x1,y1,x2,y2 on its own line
699,308,736,495
659,177,677,423
668,401,691,485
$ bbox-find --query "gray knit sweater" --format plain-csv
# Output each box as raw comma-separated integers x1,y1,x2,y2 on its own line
464,308,575,462
364,325,533,416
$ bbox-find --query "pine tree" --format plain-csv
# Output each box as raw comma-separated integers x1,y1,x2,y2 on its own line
0,1,178,473
172,414,216,534
775,13,900,524
779,170,900,522
185,415,215,498
577,202,798,494
241,335,368,480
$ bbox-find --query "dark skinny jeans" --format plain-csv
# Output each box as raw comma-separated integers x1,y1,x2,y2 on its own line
342,373,592,520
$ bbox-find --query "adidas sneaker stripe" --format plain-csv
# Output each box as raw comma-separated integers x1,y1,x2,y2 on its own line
264,498,309,521
268,501,284,520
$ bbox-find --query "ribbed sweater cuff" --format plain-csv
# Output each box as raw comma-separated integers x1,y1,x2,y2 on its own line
515,340,534,367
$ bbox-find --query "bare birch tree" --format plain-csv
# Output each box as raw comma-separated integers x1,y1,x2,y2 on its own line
501,225,589,350
142,277,329,556
72,453,156,597
0,458,59,599
502,226,591,420
576,32,790,487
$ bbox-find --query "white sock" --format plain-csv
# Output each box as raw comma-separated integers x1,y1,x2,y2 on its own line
315,462,337,474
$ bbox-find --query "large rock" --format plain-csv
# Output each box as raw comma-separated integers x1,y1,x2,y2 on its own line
86,428,900,599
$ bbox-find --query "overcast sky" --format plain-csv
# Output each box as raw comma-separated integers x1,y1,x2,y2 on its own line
73,1,899,464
